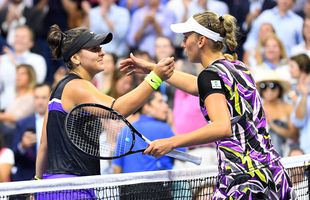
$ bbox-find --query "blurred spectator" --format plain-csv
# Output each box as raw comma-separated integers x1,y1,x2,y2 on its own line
0,0,45,45
0,25,46,110
166,0,196,57
291,16,310,57
11,83,51,181
62,0,89,29
295,0,310,17
245,0,303,56
112,91,179,173
243,22,276,68
289,53,310,79
87,0,130,57
288,144,305,156
0,133,14,182
288,53,310,103
191,0,228,16
290,71,310,154
132,50,154,84
172,59,205,134
0,64,36,146
256,70,299,157
252,33,291,82
154,36,175,61
100,68,136,173
220,0,276,59
118,0,169,15
107,70,136,99
0,33,9,55
34,0,68,84
93,52,118,93
51,66,69,89
292,0,307,14
127,0,176,57
117,0,145,14
226,0,276,33
154,36,176,107
0,0,9,10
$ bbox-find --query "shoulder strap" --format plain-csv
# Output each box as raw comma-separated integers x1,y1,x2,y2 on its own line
50,73,81,100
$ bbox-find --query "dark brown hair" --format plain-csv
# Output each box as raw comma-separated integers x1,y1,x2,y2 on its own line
47,24,87,69
290,53,310,74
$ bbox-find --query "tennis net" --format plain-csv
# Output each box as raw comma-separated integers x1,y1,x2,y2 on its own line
0,154,309,200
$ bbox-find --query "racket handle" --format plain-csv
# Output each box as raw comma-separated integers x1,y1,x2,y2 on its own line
142,136,201,165
167,150,202,165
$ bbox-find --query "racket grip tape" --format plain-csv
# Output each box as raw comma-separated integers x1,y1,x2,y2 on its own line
167,150,202,165
142,136,201,165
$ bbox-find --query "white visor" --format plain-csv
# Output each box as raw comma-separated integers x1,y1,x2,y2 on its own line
170,17,224,42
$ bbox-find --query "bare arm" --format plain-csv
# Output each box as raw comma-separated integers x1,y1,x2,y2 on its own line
35,110,49,179
166,70,198,96
63,58,174,117
113,81,159,116
119,54,198,95
270,104,299,140
295,74,310,119
0,163,12,182
144,93,231,157
295,94,308,120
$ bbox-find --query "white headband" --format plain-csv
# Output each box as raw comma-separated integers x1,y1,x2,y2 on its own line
170,17,224,42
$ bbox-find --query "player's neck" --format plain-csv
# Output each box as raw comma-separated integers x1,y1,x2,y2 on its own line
70,68,92,81
201,52,224,68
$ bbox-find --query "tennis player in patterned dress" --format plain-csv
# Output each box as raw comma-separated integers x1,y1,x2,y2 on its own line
120,11,296,199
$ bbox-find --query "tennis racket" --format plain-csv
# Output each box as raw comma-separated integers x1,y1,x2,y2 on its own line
65,103,202,165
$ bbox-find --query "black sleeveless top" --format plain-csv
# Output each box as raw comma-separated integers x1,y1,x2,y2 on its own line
46,74,100,176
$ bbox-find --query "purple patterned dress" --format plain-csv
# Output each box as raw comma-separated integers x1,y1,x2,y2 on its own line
199,59,296,199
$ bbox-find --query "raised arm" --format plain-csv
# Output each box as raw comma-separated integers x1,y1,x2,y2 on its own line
120,54,199,95
63,57,174,117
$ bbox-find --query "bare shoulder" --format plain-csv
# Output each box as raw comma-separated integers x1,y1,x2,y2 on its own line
64,79,96,96
62,79,114,111
283,102,294,113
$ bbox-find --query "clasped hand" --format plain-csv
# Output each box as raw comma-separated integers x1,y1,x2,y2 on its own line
119,53,175,81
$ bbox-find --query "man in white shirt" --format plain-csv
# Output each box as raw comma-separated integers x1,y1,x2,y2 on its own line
11,83,51,181
0,25,47,110
244,0,303,56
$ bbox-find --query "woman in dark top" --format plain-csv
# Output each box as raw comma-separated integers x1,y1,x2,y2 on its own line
35,24,174,198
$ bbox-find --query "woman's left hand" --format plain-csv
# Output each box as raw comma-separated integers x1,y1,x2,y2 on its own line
144,138,175,158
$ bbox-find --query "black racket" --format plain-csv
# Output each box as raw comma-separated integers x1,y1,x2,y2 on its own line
65,103,202,165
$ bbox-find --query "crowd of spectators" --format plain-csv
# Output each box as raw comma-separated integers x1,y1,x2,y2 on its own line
0,0,310,182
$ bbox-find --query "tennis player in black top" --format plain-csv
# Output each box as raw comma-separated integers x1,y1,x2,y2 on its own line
34,25,174,198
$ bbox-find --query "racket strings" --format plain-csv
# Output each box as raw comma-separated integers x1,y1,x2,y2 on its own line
67,105,135,159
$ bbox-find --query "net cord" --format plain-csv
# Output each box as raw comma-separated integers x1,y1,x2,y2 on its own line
0,154,309,196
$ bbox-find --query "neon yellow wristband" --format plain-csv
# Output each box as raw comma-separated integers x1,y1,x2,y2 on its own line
144,71,163,90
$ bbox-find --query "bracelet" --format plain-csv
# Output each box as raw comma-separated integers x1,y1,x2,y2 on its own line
144,71,163,90
33,175,41,180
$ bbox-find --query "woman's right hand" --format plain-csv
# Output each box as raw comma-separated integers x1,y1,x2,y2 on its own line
119,53,175,81
297,73,310,95
153,57,175,81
